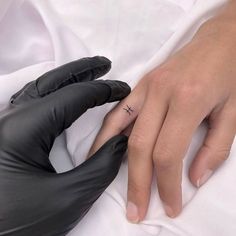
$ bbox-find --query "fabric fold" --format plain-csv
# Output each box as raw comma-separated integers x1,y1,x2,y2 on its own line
0,0,234,235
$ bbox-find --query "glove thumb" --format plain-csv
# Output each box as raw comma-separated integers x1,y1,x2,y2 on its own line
57,135,127,211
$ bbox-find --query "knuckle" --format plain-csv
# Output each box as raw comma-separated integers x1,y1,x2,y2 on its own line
153,148,176,170
174,84,203,107
128,179,149,194
203,143,230,163
146,68,172,89
216,153,229,162
128,180,141,194
128,133,146,151
214,148,231,162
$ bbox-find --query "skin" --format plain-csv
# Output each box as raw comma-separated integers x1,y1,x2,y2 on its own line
89,1,236,221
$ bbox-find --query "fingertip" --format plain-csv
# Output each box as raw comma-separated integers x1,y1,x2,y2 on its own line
190,166,213,188
90,56,111,65
126,201,140,223
188,167,199,188
126,198,148,223
104,80,131,102
92,56,111,65
158,182,182,218
126,182,150,223
188,152,213,188
90,56,112,78
196,169,213,188
163,202,182,218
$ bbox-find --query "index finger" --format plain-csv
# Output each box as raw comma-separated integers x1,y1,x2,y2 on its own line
88,85,146,157
11,56,111,105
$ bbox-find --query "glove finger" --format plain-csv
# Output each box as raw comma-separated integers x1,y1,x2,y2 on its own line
26,80,130,154
10,56,111,105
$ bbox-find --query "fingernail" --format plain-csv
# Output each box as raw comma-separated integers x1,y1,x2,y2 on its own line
163,203,175,218
126,201,139,223
197,169,213,188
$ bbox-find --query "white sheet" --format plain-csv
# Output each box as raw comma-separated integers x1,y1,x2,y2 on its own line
0,0,235,235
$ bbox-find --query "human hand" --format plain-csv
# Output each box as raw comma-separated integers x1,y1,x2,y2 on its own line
89,6,236,221
0,56,131,235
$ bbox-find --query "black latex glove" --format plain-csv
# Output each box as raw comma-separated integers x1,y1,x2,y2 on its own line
0,56,131,236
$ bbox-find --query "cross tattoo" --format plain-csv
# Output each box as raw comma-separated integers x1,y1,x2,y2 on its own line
123,105,134,116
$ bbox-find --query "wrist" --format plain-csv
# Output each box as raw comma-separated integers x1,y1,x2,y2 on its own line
194,1,236,43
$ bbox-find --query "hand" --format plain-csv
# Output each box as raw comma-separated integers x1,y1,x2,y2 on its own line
89,6,236,221
0,56,130,235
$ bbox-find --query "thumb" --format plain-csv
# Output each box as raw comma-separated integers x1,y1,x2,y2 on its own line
57,135,128,205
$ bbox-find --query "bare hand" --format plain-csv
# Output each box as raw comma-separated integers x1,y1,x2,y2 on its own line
89,3,236,221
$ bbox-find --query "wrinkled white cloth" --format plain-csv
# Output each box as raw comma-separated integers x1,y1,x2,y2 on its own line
0,0,235,235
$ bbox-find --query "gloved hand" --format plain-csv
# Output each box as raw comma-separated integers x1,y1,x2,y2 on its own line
0,56,131,236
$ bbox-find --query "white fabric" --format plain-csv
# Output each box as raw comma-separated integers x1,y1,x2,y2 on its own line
0,0,235,235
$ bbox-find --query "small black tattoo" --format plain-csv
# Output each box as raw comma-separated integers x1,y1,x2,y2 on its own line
123,105,134,115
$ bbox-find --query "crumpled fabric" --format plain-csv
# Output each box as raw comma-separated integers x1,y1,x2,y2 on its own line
0,0,235,236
